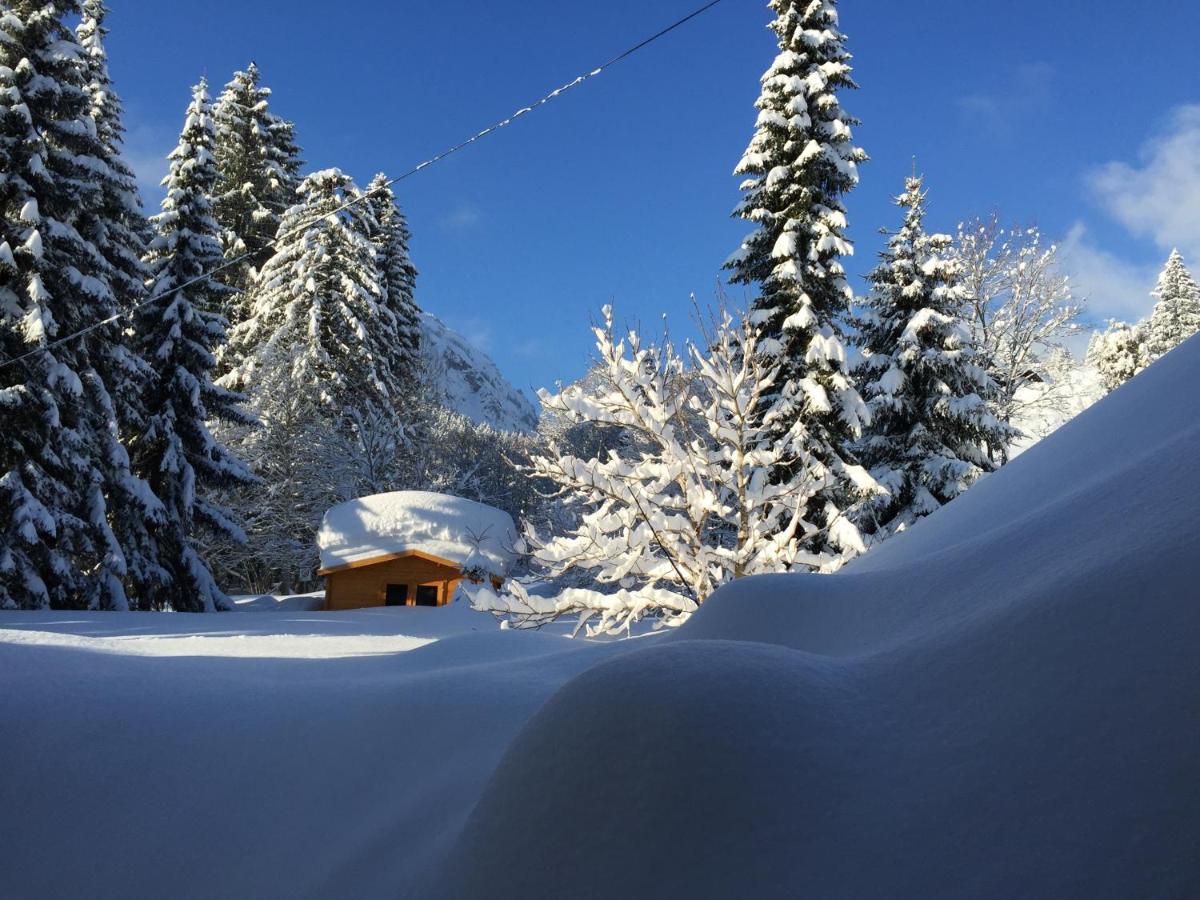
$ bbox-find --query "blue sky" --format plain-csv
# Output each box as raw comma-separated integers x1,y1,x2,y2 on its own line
108,0,1200,399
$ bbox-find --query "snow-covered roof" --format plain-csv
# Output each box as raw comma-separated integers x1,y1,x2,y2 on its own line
317,491,518,575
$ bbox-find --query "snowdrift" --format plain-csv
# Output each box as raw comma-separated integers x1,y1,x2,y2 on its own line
0,604,630,897
429,336,1200,898
2,338,1198,898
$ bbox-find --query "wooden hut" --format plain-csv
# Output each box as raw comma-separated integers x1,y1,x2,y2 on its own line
316,491,517,611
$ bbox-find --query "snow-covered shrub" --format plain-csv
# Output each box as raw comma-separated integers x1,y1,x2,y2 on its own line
1087,320,1151,393
484,305,875,636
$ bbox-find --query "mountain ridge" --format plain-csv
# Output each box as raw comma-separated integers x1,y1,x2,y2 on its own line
419,312,539,433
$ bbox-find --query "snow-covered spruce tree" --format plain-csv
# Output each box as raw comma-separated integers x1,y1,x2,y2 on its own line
217,169,400,590
130,79,256,612
725,0,871,556
212,62,302,308
952,217,1083,447
364,173,420,392
1086,320,1150,393
0,0,163,610
471,305,868,636
76,0,151,313
73,0,176,591
855,177,1015,537
221,168,399,414
1145,249,1200,362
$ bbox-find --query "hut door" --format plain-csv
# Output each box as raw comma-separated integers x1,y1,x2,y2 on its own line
414,585,439,607
386,584,409,607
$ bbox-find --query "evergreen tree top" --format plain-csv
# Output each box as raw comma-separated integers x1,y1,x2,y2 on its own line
72,0,150,330
365,173,419,292
77,0,110,65
727,0,866,343
767,0,849,54
363,172,421,389
865,175,962,316
222,167,398,412
147,78,224,286
76,1,125,151
211,61,302,300
1155,248,1198,295
1147,247,1200,359
737,0,864,181
215,63,302,185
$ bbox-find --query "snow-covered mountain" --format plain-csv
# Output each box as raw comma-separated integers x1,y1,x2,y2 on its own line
419,312,539,433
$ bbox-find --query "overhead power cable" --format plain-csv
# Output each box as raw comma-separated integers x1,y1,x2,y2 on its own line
0,0,725,374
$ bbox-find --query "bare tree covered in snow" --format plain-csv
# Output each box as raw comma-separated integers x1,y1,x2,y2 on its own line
1006,346,1104,453
474,306,875,636
201,393,352,593
952,216,1084,452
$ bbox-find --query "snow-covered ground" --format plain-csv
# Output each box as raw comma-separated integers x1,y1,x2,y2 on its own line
1,600,480,659
0,601,628,897
3,337,1200,897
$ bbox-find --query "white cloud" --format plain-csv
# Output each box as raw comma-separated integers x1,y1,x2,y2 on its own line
1086,104,1200,261
959,63,1055,138
445,315,493,351
439,204,483,232
1058,223,1158,323
513,336,543,358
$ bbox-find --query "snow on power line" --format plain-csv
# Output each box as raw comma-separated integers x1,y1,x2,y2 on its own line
0,0,725,375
